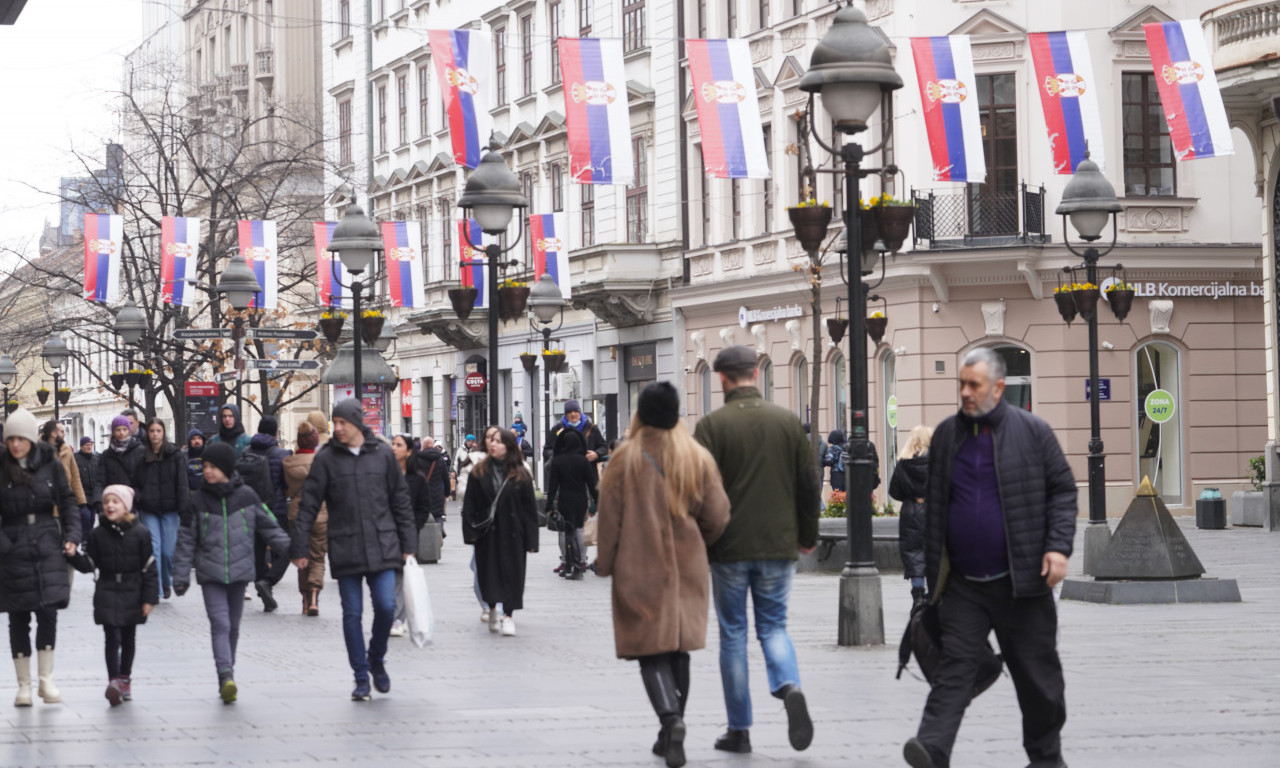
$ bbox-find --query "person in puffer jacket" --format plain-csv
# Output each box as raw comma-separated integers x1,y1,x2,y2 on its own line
172,441,289,705
887,425,932,610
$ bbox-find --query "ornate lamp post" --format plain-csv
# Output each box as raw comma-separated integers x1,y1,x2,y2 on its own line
325,205,384,402
799,4,903,646
215,252,265,410
114,300,147,410
0,353,17,422
1055,156,1123,573
458,144,529,426
41,334,71,423
527,272,567,473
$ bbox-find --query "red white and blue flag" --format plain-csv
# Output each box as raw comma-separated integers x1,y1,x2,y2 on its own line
558,37,633,185
429,29,491,169
236,219,277,309
530,213,571,299
458,219,488,309
910,36,985,183
1143,20,1233,160
1028,32,1105,174
160,216,201,306
314,221,354,309
687,39,770,179
382,221,426,308
83,213,123,303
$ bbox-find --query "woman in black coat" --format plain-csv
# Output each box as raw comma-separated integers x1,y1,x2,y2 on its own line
96,415,142,500
390,434,432,636
0,409,80,707
546,428,597,580
888,425,933,609
824,429,847,492
463,427,538,637
134,419,190,602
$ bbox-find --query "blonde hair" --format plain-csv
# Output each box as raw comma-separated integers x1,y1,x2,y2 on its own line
899,425,934,460
601,412,718,519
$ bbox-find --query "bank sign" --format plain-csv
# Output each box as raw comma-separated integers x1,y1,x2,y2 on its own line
1101,277,1263,300
738,304,803,328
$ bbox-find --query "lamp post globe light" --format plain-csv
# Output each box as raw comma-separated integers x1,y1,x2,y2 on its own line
325,204,385,406
1055,156,1123,574
799,4,902,647
114,300,148,410
215,251,265,409
41,333,71,422
458,144,529,426
0,353,17,423
527,272,567,471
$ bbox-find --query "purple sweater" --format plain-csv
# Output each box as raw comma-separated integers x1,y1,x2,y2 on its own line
946,417,1009,580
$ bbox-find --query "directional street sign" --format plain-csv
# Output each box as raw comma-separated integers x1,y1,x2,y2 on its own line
173,328,233,340
215,370,241,383
243,358,322,371
244,328,318,341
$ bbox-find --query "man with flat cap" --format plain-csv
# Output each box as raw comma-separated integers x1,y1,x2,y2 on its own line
693,345,822,755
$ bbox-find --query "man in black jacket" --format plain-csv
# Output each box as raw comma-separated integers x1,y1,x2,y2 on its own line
75,436,100,533
290,398,416,702
904,347,1076,768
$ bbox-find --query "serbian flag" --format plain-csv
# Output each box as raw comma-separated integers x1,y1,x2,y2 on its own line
458,219,488,308
530,213,571,299
382,221,426,308
236,219,278,309
429,29,491,169
1028,32,1105,174
910,36,985,183
83,213,123,303
160,216,201,306
558,37,633,185
687,39,770,179
314,222,355,308
1143,21,1234,160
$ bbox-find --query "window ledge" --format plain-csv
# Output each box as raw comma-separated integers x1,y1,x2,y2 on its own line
624,46,651,62
543,81,564,98
391,9,411,27
332,36,354,54
491,103,511,119
515,92,538,108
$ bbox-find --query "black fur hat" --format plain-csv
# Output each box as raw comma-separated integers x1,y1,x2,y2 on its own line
637,381,681,430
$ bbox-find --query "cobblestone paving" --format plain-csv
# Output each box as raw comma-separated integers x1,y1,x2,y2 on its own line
3,506,1277,767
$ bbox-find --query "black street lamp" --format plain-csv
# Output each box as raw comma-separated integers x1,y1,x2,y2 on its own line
215,251,265,410
114,300,147,410
0,353,16,423
799,4,903,647
326,204,384,403
41,333,70,423
1055,155,1123,574
458,143,529,426
527,272,567,475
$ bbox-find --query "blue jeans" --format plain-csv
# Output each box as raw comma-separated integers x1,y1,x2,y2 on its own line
337,569,396,681
142,512,181,599
710,559,801,730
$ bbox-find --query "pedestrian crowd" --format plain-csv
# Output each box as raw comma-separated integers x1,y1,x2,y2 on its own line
0,342,1075,768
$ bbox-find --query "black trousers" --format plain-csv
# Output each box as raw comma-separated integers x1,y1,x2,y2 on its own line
638,651,690,723
916,575,1066,767
104,624,137,679
254,536,290,586
9,607,58,657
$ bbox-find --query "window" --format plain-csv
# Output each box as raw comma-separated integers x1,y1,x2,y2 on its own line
968,73,1019,236
696,0,707,37
441,198,454,279
579,0,592,36
795,355,808,422
494,27,507,105
698,151,709,246
396,74,408,146
549,1,563,85
340,0,350,38
627,135,648,242
792,0,803,15
377,83,387,153
731,179,741,240
551,163,564,212
832,353,847,433
758,357,774,401
623,0,645,53
417,203,431,279
521,171,535,264
1136,341,1182,505
337,98,352,166
581,183,595,246
1123,72,1176,196
727,0,737,36
418,63,430,137
699,365,712,417
883,351,898,481
758,0,769,30
520,14,533,97
762,125,773,234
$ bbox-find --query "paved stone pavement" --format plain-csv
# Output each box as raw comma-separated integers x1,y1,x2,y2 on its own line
2,505,1278,767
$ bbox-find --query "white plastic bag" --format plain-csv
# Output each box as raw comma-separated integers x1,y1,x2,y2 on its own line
402,556,434,648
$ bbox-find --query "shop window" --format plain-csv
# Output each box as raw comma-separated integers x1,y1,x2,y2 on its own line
758,357,774,401
795,355,808,422
1136,342,1183,505
993,345,1031,410
883,350,898,482
832,353,847,434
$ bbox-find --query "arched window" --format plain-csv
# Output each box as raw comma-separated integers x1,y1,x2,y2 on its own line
698,363,712,417
758,357,774,401
1136,341,1183,505
883,351,898,481
794,355,808,422
993,345,1032,410
831,353,847,433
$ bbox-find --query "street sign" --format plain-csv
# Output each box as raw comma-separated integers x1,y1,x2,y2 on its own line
215,370,241,383
243,358,322,371
1084,378,1112,401
173,328,233,340
465,371,486,393
244,327,318,341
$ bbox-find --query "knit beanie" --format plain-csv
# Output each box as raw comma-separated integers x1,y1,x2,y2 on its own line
257,415,279,436
296,421,319,451
111,415,131,432
202,441,237,480
332,398,364,429
5,408,39,446
637,381,681,430
80,435,94,446
563,398,581,414
101,484,135,512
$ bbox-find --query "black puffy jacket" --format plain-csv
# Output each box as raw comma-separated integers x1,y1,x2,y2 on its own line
97,438,143,501
924,400,1078,598
418,448,449,521
75,450,101,507
0,442,82,612
71,518,158,625
889,454,928,579
135,442,190,517
547,452,596,528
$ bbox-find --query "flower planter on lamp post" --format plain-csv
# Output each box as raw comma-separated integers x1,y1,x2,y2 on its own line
1107,284,1135,322
827,317,849,344
873,204,915,252
318,314,345,344
36,389,49,405
447,287,479,320
498,284,531,322
519,353,539,375
788,204,833,253
542,350,566,373
359,313,385,346
1053,290,1078,325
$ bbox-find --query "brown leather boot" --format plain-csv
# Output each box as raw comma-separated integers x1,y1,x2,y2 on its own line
306,588,320,617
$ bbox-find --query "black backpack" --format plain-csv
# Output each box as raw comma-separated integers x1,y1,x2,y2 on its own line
236,449,274,510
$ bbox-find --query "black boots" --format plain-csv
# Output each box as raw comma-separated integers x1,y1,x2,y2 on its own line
776,684,814,751
714,729,752,753
640,657,686,768
255,579,277,612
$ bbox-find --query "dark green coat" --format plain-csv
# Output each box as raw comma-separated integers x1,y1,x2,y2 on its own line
693,386,821,562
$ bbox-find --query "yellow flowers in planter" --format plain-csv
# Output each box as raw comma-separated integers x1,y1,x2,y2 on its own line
321,310,348,319
361,309,384,318
791,198,830,209
860,193,913,209
870,311,885,318
1105,282,1134,292
1054,282,1097,294
499,279,528,289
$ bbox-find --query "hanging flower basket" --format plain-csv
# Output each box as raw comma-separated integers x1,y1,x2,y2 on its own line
36,389,49,405
542,350,566,373
137,373,152,390
110,373,126,389
448,287,478,320
788,205,833,254
359,315,385,346
873,204,915,253
859,209,882,256
498,285,531,322
1072,285,1101,321
125,371,141,387
56,388,71,405
827,317,849,344
4,400,17,415
318,315,345,344
1053,291,1078,326
866,315,888,344
519,353,539,375
1107,285,1136,323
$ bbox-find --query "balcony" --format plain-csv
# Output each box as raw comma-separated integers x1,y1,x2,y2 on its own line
911,183,1048,249
1203,1,1280,73
230,63,249,95
568,242,677,327
214,74,232,103
255,46,274,81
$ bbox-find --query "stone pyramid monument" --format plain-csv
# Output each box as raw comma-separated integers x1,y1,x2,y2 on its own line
1092,476,1204,580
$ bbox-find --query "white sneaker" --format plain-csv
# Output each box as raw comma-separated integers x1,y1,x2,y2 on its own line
389,620,406,637
480,609,490,624
489,610,501,633
500,616,516,637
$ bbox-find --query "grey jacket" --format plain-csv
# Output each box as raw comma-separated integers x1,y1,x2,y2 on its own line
173,475,289,587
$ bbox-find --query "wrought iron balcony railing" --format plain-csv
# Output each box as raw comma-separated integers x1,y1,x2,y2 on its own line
912,182,1047,249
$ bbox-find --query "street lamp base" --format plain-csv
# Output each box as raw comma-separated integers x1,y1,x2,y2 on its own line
1080,520,1113,577
837,565,884,646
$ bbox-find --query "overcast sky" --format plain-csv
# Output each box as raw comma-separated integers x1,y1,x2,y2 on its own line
0,0,151,257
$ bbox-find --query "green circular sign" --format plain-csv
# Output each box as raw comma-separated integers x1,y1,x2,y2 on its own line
1144,389,1175,424
887,395,899,428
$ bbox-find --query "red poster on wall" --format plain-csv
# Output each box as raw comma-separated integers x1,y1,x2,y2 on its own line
401,379,412,418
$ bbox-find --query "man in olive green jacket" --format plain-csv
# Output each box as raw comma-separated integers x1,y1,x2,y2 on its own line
693,345,821,756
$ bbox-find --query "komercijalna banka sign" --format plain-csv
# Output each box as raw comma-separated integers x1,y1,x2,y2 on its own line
1128,281,1263,299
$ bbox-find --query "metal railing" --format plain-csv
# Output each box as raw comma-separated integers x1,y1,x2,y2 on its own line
912,182,1047,248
